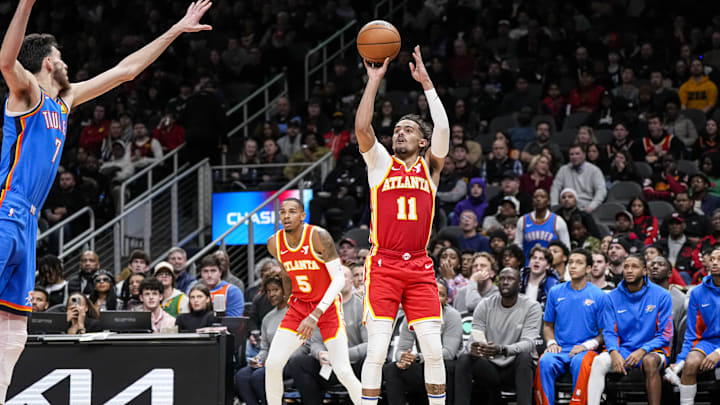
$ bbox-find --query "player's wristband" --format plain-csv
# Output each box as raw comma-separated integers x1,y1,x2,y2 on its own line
547,339,557,348
714,348,720,356
308,313,319,322
582,338,599,351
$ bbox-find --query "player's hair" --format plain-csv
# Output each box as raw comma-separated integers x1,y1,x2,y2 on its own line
397,114,433,153
624,253,646,268
570,248,593,267
281,197,303,209
188,284,213,313
18,33,58,74
199,254,222,271
139,277,164,295
529,246,553,265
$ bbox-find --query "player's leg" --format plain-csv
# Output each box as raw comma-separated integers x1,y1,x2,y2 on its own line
265,328,304,405
325,332,362,405
413,320,446,405
0,311,27,402
586,351,613,405
361,316,394,405
641,352,664,405
568,350,597,404
679,350,706,405
534,352,570,405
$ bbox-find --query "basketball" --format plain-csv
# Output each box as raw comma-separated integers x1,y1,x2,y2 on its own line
356,20,401,64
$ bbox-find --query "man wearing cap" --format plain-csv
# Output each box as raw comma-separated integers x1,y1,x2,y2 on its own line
660,191,711,243
488,229,509,261
656,213,695,279
338,237,359,265
614,211,642,245
486,171,532,217
277,117,303,157
554,188,601,238
323,111,351,160
154,261,190,317
607,237,632,286
689,172,720,216
550,144,607,213
482,195,520,232
482,139,523,185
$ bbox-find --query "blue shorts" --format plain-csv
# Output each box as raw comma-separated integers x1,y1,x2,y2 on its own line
614,347,667,369
689,340,720,363
0,191,38,316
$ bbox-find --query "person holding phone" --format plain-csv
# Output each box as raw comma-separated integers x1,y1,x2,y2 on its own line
65,293,101,335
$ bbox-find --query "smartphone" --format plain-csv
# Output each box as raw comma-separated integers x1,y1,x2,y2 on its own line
70,296,81,307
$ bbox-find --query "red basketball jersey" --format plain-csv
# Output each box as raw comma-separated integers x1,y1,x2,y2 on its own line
370,156,436,252
276,224,331,302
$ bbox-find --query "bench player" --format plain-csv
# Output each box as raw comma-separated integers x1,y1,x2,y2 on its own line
264,198,361,405
0,0,212,400
355,46,450,405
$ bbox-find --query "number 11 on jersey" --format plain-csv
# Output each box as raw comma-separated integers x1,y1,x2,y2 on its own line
396,196,417,221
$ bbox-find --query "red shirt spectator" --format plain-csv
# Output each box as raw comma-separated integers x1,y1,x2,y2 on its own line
153,114,185,152
568,71,605,113
79,105,110,157
323,112,350,160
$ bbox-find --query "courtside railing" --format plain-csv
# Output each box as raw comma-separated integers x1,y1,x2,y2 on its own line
374,0,407,18
304,20,357,99
225,73,288,139
36,206,95,255
119,143,186,212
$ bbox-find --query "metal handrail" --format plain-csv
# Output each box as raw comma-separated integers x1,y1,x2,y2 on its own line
304,20,357,99
374,0,407,18
59,159,210,267
225,73,288,139
37,206,95,253
186,152,334,286
212,162,320,170
119,143,185,212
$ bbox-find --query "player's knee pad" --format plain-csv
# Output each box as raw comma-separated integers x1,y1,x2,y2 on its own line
413,320,445,385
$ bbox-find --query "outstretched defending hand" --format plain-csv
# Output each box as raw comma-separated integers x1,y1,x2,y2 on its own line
176,0,213,33
409,45,432,89
363,58,389,82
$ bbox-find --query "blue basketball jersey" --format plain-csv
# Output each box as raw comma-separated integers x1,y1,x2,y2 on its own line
522,212,559,260
543,281,606,348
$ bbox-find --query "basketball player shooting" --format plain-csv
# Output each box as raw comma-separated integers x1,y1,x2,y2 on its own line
355,46,450,405
264,198,362,405
0,0,211,400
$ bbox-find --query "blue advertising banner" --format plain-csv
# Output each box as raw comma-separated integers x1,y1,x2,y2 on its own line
212,190,312,245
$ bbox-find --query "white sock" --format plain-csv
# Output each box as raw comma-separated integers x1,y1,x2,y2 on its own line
427,392,446,405
679,384,697,405
0,312,27,403
586,352,612,405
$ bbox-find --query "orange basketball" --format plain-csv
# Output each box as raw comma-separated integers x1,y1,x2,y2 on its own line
356,20,401,64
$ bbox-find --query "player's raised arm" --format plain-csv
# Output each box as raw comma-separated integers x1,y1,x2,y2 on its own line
409,46,449,176
0,0,40,107
355,58,389,153
66,0,212,109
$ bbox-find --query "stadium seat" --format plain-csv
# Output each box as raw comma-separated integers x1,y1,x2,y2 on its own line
595,129,613,146
593,202,626,226
485,185,502,201
531,114,557,133
562,112,591,131
635,161,653,179
437,226,462,246
607,181,642,204
648,200,675,221
681,108,707,131
489,114,519,134
554,130,577,151
677,159,699,175
596,222,611,237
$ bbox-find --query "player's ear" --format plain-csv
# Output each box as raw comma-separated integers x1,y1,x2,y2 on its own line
418,138,428,148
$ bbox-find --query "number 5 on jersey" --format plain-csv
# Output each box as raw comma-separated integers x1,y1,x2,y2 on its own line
396,196,417,221
296,275,312,293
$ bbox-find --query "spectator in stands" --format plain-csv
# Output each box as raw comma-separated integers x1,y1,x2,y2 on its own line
100,120,128,161
550,145,607,213
678,58,718,113
337,237,359,266
153,111,185,152
437,246,463,303
230,138,261,188
456,210,491,254
587,254,673,405
117,249,151,289
271,96,297,137
247,258,282,332
68,250,100,295
323,111,350,160
199,254,244,316
32,288,49,313
586,143,608,173
36,254,68,307
590,253,615,291
486,171,532,216
235,271,296,405
139,278,177,333
508,107,536,150
535,249,606,405
700,154,720,197
516,188,570,260
664,100,697,150
554,188,600,238
303,98,330,136
257,139,288,190
520,155,554,196
433,158,465,223
503,216,519,245
605,122,637,160
154,261,189,317
612,66,640,109
284,132,330,180
657,213,695,279
277,118,303,158
638,114,686,165
373,99,399,137
254,120,281,141
643,154,689,201
89,269,117,312
650,70,677,114
167,247,196,294
175,284,220,332
691,209,720,272
694,118,720,159
482,196,519,232
648,256,686,332
454,252,497,314
450,125,482,166
500,245,526,272
129,122,164,170
215,250,245,293
520,121,563,166
44,171,88,236
592,90,617,129
350,263,364,296
452,178,487,226
569,70,605,113
689,173,720,215
548,240,570,281
455,267,541,405
667,247,720,404
288,266,367,404
384,279,462,405
660,191,711,243
99,140,134,184
79,104,111,157
540,82,565,125
501,75,538,114
519,247,560,310
66,293,101,334
451,143,481,183
609,149,641,184
483,138,523,186
119,273,145,311
568,214,601,252
487,229,508,261
629,197,659,246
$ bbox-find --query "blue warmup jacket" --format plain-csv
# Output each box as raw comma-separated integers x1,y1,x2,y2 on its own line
678,275,720,361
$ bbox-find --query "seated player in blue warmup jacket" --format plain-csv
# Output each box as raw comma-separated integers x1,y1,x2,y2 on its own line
587,254,674,405
533,249,606,405
665,246,720,405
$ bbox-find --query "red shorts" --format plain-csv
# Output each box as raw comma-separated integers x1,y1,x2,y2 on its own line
364,248,442,328
279,296,345,342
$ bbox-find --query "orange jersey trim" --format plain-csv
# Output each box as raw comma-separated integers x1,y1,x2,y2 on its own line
0,298,31,312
